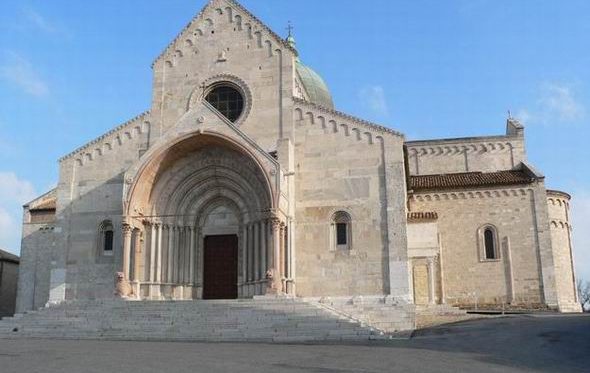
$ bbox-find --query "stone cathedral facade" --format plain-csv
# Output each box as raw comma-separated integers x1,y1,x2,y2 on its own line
16,0,581,315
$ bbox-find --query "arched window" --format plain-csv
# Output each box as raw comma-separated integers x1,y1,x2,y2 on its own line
331,211,352,250
479,225,499,260
99,220,114,256
205,84,244,122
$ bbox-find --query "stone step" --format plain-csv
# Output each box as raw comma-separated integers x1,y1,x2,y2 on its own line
1,298,415,341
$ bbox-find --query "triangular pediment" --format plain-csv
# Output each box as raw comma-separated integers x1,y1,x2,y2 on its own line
124,101,286,218
152,0,295,68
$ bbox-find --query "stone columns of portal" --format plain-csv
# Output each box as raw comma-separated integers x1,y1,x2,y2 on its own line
247,223,254,282
260,220,267,281
149,224,157,283
189,226,195,285
265,220,273,277
267,218,283,294
179,227,185,284
167,225,174,283
196,227,203,292
242,218,275,293
133,228,143,282
156,224,163,283
122,223,133,280
254,221,260,281
242,224,248,285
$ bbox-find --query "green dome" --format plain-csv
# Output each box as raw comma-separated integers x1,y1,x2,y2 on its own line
296,60,334,109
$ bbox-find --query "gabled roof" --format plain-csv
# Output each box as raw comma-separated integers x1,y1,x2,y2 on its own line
152,0,297,68
24,188,57,209
30,198,57,212
410,170,537,192
0,249,19,263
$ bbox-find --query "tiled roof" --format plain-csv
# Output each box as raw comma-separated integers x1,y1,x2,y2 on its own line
407,212,438,222
30,198,57,211
410,170,536,192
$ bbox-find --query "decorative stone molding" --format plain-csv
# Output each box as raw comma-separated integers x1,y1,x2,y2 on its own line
550,219,571,230
406,136,522,156
406,142,515,157
410,187,531,202
407,211,438,222
152,0,295,69
122,223,133,236
60,111,151,165
187,73,253,125
270,217,282,229
293,97,403,138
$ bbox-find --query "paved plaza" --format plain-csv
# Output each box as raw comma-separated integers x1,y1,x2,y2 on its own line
0,314,588,373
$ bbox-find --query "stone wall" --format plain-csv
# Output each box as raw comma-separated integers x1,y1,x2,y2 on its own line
405,120,526,176
149,0,295,151
292,102,409,298
16,191,58,312
40,0,299,303
16,225,56,312
0,260,19,317
409,185,548,307
56,113,149,302
547,190,580,311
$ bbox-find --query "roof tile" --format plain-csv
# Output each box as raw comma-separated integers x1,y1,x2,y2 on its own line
410,170,536,191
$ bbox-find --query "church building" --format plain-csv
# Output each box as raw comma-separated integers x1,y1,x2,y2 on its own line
16,0,581,317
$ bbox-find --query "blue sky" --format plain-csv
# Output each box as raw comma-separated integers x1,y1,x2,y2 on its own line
0,0,588,280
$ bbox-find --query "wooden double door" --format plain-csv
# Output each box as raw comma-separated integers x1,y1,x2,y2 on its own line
203,235,238,299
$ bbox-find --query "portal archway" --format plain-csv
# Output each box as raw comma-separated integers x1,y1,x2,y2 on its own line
121,133,283,299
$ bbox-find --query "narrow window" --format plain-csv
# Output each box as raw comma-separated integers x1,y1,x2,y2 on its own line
336,223,347,245
104,230,114,252
484,228,496,259
332,211,352,250
99,220,114,257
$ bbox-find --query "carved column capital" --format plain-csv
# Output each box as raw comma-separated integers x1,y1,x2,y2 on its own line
122,223,133,236
270,217,282,229
427,255,438,266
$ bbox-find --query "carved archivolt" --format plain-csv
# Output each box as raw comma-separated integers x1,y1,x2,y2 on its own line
150,145,270,226
125,133,274,230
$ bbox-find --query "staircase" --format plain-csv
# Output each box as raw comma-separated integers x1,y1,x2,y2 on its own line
0,298,395,342
309,296,416,333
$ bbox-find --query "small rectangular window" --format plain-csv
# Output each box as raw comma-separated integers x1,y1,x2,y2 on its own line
336,223,347,245
104,231,114,252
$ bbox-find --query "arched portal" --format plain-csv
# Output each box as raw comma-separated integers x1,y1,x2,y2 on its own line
122,133,285,300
